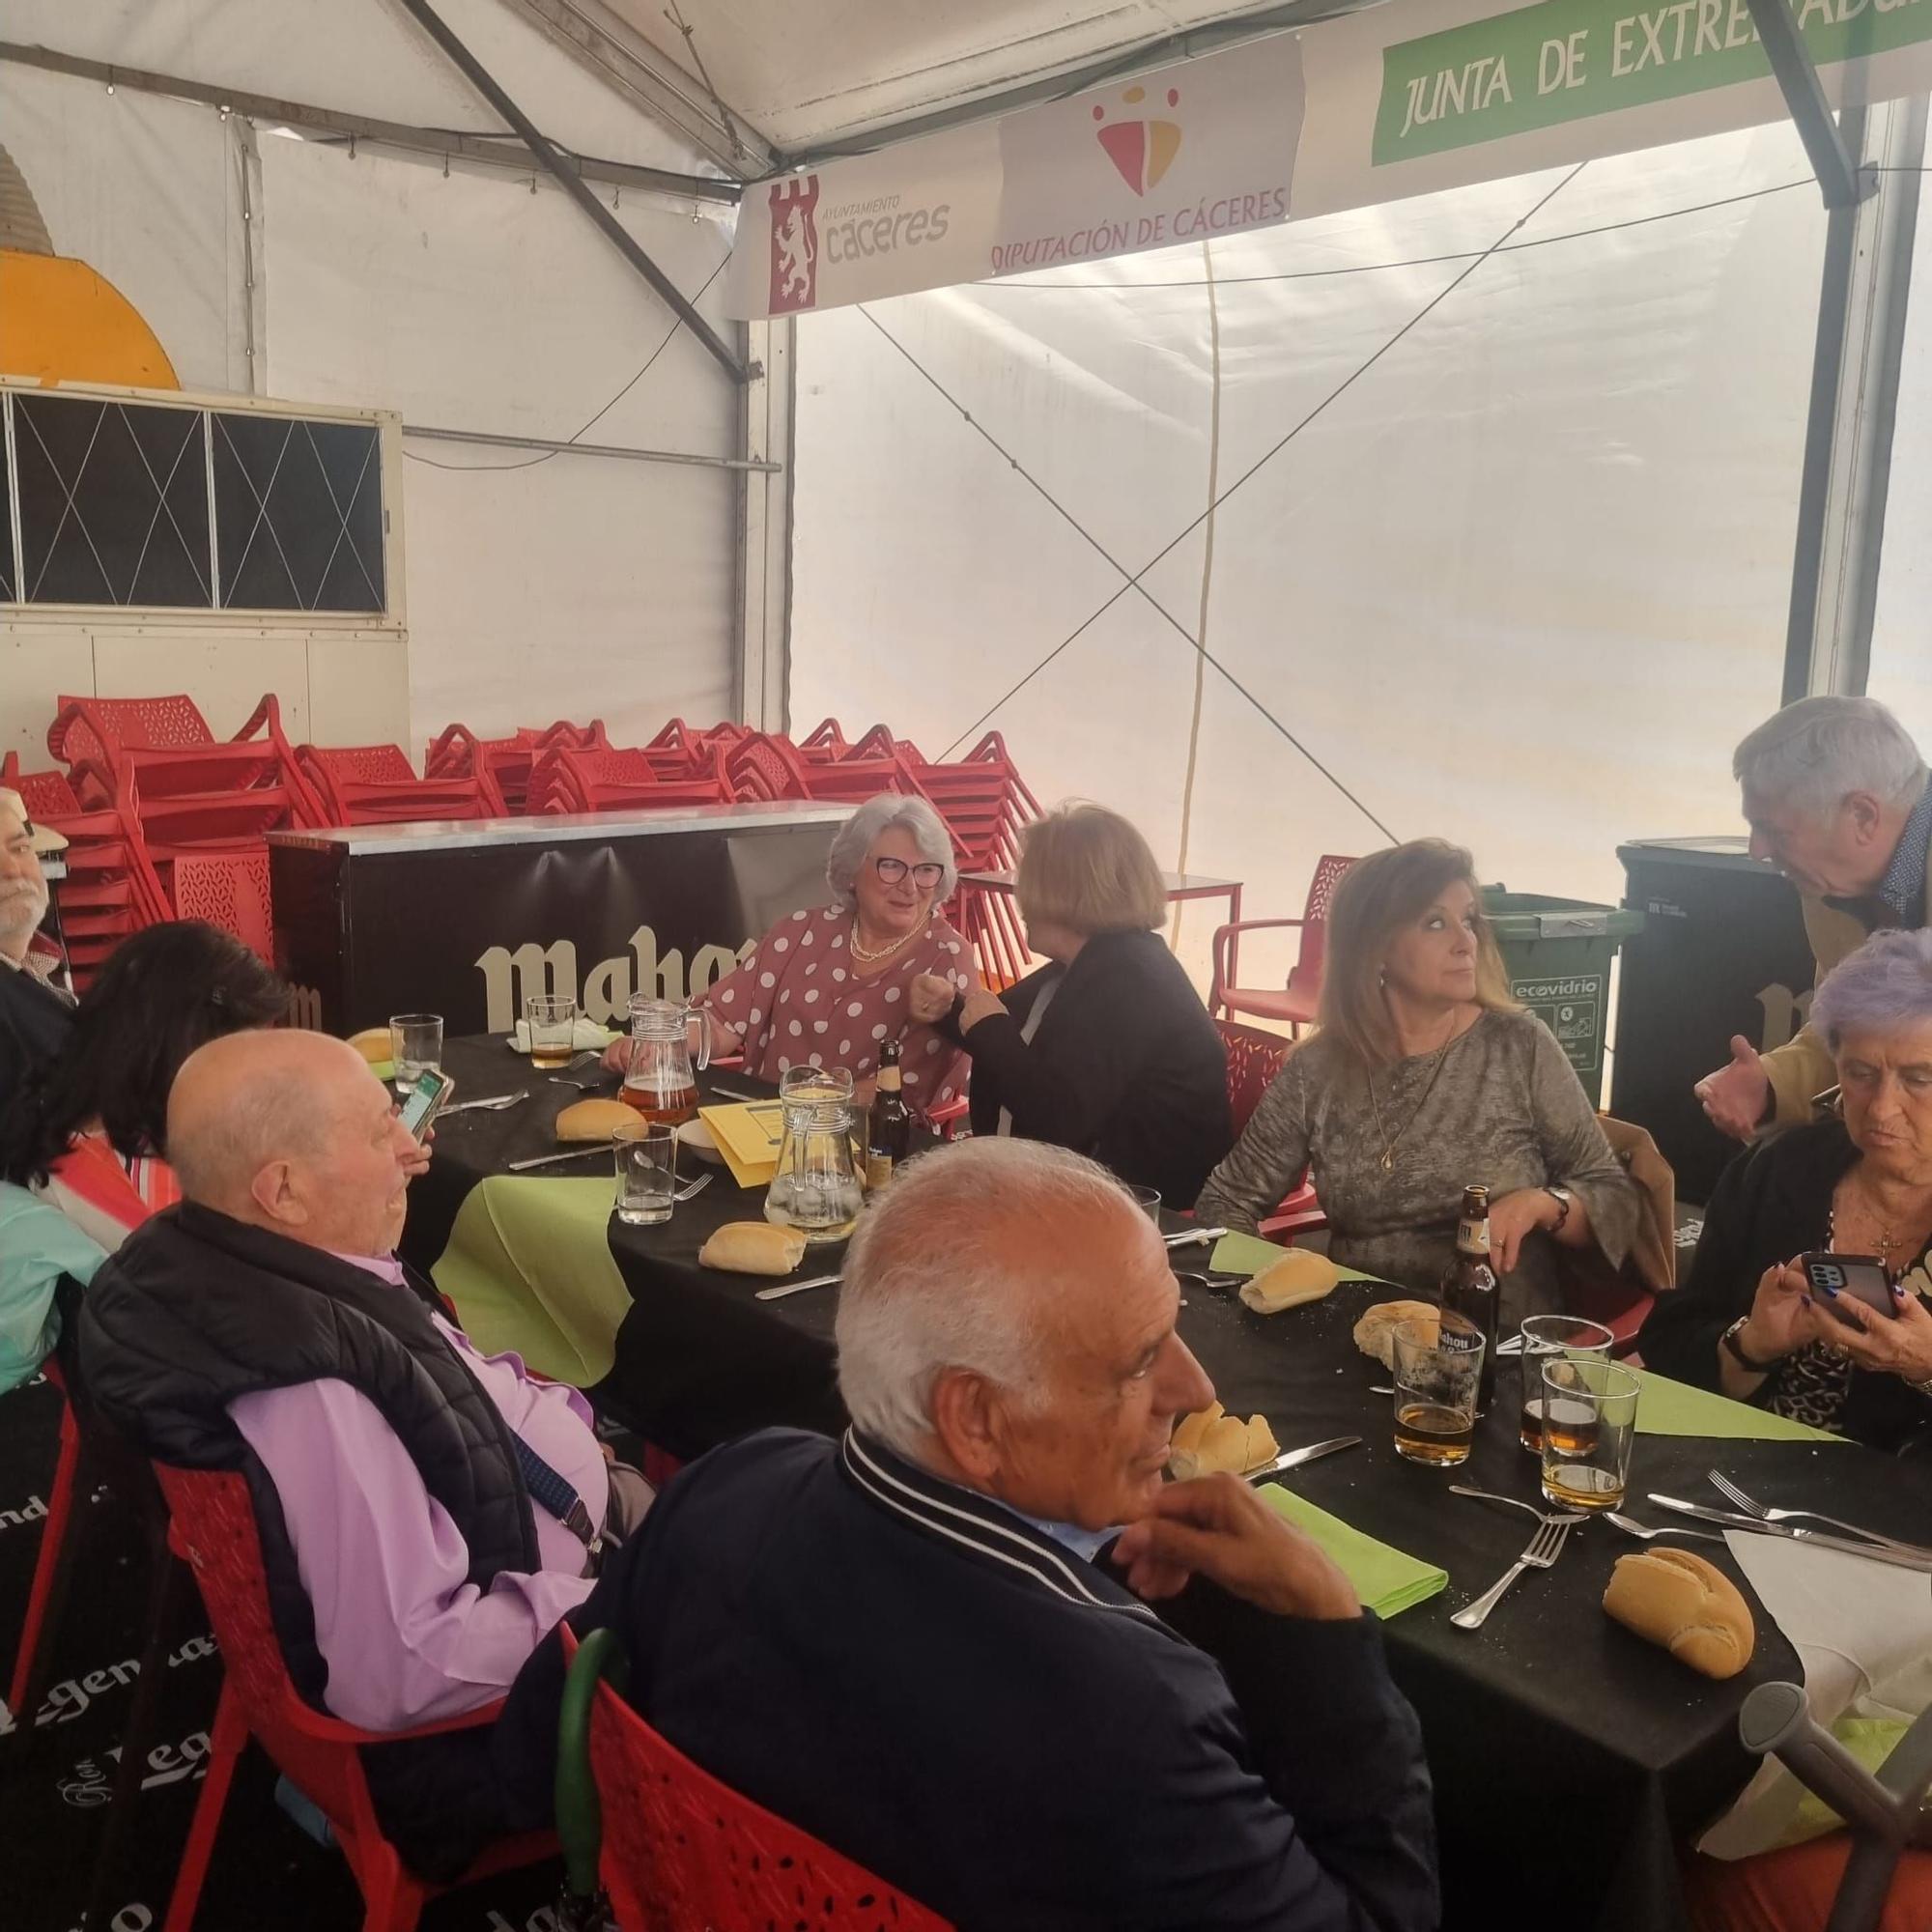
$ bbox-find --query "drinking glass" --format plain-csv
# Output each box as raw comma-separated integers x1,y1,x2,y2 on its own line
613,1122,678,1226
1390,1316,1484,1468
526,994,579,1069
1128,1185,1162,1226
1539,1357,1641,1513
388,1013,443,1093
766,1066,862,1243
1517,1315,1615,1455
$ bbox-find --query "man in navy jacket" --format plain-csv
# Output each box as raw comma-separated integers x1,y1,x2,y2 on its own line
500,1136,1437,1931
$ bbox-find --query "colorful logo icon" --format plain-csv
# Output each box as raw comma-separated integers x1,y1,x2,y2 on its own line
1094,86,1182,196
767,176,820,314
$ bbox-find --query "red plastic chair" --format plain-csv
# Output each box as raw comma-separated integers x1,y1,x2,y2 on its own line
796,717,852,763
8,1363,83,1718
425,720,609,812
299,743,506,825
1215,1019,1326,1238
556,1626,952,1932
153,1464,556,1932
528,747,728,815
1209,855,1357,1033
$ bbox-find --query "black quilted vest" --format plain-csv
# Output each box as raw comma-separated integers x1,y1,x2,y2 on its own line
77,1201,541,1706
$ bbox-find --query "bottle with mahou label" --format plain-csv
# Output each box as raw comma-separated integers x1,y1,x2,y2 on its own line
866,1039,910,1190
1439,1182,1499,1414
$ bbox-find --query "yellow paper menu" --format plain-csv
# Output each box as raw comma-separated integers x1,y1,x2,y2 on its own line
697,1101,784,1189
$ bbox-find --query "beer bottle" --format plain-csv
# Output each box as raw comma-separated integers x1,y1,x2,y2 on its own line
867,1039,910,1190
1440,1183,1500,1414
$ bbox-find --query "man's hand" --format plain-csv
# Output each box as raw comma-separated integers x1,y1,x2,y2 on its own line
1695,1036,1771,1142
400,1126,434,1179
1111,1473,1360,1620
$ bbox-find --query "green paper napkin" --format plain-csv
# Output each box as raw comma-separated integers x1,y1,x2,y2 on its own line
1258,1484,1448,1618
1631,1369,1844,1443
1208,1232,1384,1284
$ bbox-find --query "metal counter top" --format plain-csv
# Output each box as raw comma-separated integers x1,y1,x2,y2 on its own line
267,800,850,856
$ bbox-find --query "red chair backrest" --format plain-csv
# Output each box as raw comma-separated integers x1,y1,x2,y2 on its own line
1297,855,1356,986
49,694,216,767
587,1677,952,1932
304,744,420,785
1218,1019,1291,1136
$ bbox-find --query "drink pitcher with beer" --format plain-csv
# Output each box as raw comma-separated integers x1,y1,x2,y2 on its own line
621,995,707,1123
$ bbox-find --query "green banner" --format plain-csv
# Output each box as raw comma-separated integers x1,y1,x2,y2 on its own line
1374,0,1932,166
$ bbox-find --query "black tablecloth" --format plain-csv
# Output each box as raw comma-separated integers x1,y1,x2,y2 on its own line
406,1037,1932,1932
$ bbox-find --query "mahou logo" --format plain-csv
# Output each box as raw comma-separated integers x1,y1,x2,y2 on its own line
768,176,821,313
1093,84,1183,196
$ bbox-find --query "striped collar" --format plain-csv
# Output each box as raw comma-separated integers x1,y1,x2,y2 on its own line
838,1429,1167,1631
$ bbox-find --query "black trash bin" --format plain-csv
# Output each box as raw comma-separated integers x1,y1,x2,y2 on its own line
1607,838,1815,1204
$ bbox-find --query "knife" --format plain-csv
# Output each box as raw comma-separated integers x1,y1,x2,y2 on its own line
1165,1226,1229,1251
1646,1495,1932,1573
505,1144,616,1173
1246,1436,1362,1483
753,1273,842,1302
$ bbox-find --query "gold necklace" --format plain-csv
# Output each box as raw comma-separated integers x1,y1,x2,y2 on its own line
849,915,926,965
1365,1012,1463,1173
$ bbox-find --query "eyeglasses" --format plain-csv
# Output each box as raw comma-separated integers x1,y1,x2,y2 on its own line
873,857,946,889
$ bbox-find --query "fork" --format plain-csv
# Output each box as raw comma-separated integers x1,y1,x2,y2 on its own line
1706,1471,1932,1557
1451,1516,1574,1630
1449,1484,1586,1528
671,1173,712,1204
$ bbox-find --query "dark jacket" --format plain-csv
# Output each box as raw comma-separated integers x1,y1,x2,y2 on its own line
1637,1122,1932,1453
947,928,1234,1208
497,1428,1437,1932
0,960,73,1112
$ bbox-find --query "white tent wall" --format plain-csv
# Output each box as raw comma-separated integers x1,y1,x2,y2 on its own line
1,0,740,771
791,122,1827,984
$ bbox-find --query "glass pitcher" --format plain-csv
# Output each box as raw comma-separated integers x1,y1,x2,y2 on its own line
765,1065,864,1244
620,995,708,1124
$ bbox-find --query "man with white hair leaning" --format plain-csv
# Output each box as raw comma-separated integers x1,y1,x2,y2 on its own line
1698,696,1932,1139
0,786,74,1107
497,1136,1437,1931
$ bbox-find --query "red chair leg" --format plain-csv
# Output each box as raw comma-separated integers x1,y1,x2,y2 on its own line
356,1836,426,1932
163,1677,247,1932
10,1397,83,1714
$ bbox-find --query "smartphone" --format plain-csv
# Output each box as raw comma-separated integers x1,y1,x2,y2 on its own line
1798,1252,1896,1325
398,1067,455,1142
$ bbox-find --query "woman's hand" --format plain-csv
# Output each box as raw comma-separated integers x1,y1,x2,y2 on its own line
908,974,957,1025
1738,1261,1818,1366
601,1036,633,1074
1487,1189,1556,1273
1810,1284,1932,1384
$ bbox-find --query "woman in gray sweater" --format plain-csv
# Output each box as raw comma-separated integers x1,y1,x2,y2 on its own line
1194,840,1637,1328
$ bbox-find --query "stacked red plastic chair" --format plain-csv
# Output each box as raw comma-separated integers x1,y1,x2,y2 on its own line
424,719,611,814
298,742,507,823
526,744,729,814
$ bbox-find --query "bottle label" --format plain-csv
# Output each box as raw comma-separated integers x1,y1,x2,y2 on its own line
1457,1217,1490,1256
877,1068,902,1094
866,1152,893,1190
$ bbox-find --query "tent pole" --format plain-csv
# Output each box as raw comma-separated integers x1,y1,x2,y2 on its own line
391,0,749,384
1743,0,1863,209
734,319,794,729
1783,96,1925,702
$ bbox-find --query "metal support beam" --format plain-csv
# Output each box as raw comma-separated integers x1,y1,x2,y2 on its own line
735,319,795,727
403,422,779,470
0,40,738,203
1784,95,1927,700
391,0,749,384
1743,0,1864,208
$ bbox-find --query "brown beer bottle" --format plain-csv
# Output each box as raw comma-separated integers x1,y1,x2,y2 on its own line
866,1039,910,1189
1440,1183,1500,1414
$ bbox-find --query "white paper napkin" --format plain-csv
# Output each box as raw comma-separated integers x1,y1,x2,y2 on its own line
509,1016,616,1053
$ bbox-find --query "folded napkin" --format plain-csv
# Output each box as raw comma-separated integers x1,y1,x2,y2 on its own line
1208,1232,1386,1283
510,1016,617,1053
1631,1370,1843,1443
1258,1483,1447,1619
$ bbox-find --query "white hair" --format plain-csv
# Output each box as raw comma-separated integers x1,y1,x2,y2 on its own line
1734,696,1926,819
825,793,957,911
835,1137,1140,1461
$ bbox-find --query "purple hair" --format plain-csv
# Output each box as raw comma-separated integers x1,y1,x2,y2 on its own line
1809,928,1932,1053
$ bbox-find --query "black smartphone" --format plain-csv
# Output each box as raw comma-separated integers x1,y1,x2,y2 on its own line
1797,1252,1896,1326
398,1067,455,1142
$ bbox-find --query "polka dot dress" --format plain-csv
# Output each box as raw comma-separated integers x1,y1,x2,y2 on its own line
700,907,972,1117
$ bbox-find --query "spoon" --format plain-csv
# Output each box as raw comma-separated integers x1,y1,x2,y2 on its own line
1605,1512,1724,1546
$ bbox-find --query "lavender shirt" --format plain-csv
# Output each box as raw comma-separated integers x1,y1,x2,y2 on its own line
226,1252,605,1732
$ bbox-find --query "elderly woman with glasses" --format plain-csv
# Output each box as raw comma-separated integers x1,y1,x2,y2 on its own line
610,793,972,1118
1641,927,1932,1450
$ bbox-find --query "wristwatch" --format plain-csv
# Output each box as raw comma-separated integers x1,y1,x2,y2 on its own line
1544,1185,1573,1234
1721,1315,1779,1375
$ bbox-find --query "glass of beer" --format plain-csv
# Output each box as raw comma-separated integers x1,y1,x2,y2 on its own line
388,1012,443,1093
1391,1316,1484,1468
1517,1315,1615,1454
526,995,578,1069
612,1122,678,1226
1539,1357,1640,1512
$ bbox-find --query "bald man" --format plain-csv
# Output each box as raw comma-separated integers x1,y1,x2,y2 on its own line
498,1138,1435,1932
78,1030,649,1879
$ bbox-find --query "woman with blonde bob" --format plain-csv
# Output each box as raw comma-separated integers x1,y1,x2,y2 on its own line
908,804,1231,1208
1194,839,1636,1323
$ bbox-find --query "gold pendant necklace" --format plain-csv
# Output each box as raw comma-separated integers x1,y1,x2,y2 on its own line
1367,1018,1462,1172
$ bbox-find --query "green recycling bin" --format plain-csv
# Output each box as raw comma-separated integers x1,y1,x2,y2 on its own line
1479,892,1645,1106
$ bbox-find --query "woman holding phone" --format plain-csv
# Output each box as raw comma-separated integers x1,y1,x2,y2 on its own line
1639,927,1932,1450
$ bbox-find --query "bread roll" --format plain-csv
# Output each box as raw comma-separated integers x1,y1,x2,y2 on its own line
347,1027,392,1065
1240,1248,1341,1314
554,1097,637,1142
1351,1299,1439,1370
1603,1548,1754,1680
1169,1405,1281,1480
698,1221,809,1276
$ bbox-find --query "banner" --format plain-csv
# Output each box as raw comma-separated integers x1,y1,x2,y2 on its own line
724,38,1302,318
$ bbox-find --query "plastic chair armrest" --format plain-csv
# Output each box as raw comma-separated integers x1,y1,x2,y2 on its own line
556,1627,629,1898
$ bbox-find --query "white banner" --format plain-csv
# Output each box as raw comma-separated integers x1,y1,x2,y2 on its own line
724,39,1302,318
